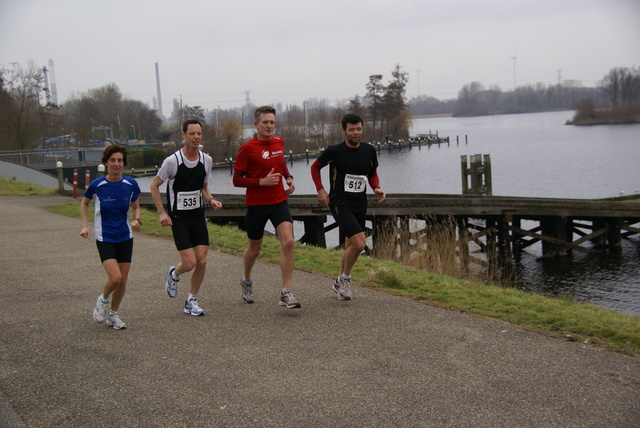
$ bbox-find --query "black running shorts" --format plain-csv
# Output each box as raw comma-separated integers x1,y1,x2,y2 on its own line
330,204,367,239
170,216,210,251
245,201,293,241
96,238,134,263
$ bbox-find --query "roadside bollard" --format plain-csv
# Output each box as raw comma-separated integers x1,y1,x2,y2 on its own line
72,168,78,199
57,161,64,195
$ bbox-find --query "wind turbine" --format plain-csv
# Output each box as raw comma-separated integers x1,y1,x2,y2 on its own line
511,47,518,91
415,59,422,97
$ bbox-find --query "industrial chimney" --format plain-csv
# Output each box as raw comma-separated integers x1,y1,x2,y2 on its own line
48,59,58,105
155,62,164,119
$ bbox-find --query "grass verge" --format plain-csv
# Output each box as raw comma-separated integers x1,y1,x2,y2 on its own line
0,177,58,196
43,201,640,358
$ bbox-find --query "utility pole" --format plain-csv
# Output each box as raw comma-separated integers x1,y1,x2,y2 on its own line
511,56,517,91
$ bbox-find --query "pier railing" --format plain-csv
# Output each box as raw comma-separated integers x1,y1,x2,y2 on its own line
131,192,640,280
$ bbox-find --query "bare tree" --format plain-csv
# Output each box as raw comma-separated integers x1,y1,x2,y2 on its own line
215,118,242,161
0,61,48,150
64,83,161,144
620,67,640,104
454,81,485,116
277,104,306,152
601,67,627,106
306,98,332,148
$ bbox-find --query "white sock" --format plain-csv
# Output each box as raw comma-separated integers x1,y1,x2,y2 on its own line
188,293,196,301
341,273,351,280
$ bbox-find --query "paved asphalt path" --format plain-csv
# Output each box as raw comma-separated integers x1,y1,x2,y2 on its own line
1,195,639,427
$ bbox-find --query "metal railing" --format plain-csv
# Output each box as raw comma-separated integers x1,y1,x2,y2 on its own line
0,148,104,169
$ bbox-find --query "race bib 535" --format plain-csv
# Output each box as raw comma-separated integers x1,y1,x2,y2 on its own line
177,190,201,210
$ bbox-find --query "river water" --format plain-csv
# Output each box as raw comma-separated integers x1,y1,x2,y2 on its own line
137,111,640,316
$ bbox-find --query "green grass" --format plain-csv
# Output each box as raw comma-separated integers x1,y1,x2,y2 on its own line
7,175,635,357
0,177,57,196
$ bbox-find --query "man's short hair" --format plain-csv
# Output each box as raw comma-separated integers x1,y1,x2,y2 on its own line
102,144,127,166
341,113,363,130
254,105,276,122
182,119,202,133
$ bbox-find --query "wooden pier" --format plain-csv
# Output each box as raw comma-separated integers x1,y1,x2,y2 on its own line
137,193,640,277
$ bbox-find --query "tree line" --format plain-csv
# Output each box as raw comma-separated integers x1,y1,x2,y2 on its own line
450,66,640,118
1,61,637,164
0,61,412,162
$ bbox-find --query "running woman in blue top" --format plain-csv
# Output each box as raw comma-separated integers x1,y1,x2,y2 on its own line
81,145,141,330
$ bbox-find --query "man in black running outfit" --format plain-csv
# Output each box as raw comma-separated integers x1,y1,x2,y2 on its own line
310,113,386,300
150,119,222,316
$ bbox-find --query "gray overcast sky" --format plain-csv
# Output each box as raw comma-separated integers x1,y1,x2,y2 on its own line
1,0,638,115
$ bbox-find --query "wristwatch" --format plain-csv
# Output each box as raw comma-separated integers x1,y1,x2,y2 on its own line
136,218,142,225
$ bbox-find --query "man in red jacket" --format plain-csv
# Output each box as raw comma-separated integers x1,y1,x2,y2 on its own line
232,106,301,309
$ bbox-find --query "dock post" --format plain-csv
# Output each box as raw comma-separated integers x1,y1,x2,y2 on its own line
511,217,523,260
300,217,327,248
485,217,498,281
591,220,607,248
497,215,514,281
606,218,622,251
541,217,567,257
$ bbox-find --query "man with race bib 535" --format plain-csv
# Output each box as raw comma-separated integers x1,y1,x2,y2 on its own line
150,119,222,316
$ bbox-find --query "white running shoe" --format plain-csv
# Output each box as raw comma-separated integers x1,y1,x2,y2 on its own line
184,298,205,316
106,312,126,330
241,279,254,304
279,291,301,309
332,277,352,301
165,266,179,298
93,295,109,323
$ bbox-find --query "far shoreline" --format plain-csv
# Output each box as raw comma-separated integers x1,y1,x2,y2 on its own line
411,113,453,119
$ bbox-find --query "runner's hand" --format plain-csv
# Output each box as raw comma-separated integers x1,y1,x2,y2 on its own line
285,177,295,195
260,168,281,186
159,212,173,226
317,189,329,208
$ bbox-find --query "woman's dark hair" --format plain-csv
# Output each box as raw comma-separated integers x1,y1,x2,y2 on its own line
102,144,127,165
